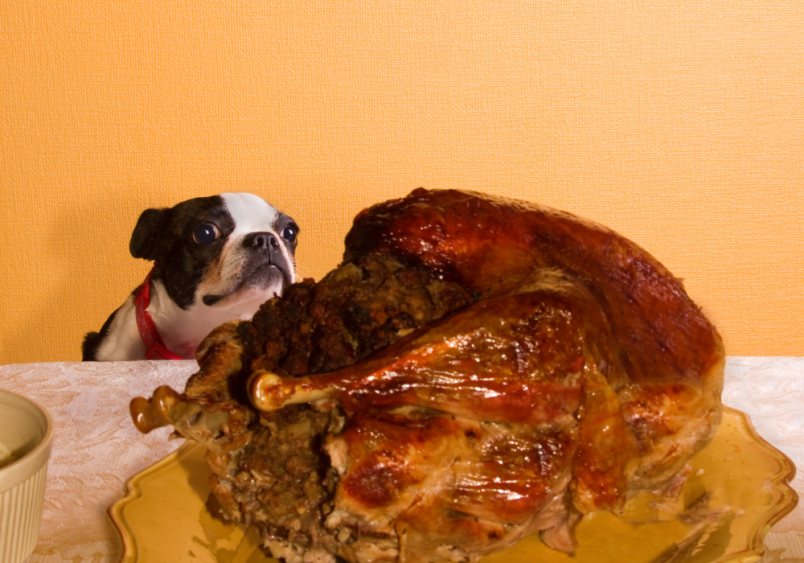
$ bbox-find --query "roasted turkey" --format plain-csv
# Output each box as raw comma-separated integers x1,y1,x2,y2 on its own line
131,189,724,563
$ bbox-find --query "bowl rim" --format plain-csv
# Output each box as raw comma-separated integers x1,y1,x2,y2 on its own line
0,388,55,492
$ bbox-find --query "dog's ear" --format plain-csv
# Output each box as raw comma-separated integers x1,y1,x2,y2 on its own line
130,208,166,260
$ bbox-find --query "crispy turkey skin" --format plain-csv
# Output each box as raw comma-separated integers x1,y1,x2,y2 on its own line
131,189,724,563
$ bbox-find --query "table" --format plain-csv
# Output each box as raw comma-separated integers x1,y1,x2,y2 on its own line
1,358,801,562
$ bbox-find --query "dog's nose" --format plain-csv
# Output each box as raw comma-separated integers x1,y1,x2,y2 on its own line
244,232,280,250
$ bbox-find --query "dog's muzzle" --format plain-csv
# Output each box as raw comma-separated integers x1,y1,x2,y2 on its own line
201,232,293,307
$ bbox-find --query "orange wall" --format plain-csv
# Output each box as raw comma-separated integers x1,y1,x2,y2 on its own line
1,0,802,364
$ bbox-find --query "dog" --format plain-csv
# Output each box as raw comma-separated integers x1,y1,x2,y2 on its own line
82,193,299,361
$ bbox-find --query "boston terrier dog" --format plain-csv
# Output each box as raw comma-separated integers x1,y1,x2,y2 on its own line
82,193,299,361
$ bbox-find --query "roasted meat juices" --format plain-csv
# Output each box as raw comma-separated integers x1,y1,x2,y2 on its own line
132,189,725,563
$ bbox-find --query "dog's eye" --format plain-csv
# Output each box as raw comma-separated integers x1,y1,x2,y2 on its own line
281,223,298,243
193,223,220,245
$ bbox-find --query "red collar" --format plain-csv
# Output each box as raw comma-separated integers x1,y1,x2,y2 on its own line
135,267,183,360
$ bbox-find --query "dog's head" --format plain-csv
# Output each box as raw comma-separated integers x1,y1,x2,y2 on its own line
130,193,298,314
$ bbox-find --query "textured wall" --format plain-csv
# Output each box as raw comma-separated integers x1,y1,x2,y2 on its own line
1,0,802,364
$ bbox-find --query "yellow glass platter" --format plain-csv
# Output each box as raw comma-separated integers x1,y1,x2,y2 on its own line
108,407,797,563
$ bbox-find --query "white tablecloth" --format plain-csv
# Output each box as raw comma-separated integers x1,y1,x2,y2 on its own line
0,358,801,562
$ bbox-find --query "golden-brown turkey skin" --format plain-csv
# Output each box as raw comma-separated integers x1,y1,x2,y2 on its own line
344,188,723,389
339,188,725,515
326,410,577,561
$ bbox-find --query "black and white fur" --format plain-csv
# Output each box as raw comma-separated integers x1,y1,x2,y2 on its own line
82,193,299,361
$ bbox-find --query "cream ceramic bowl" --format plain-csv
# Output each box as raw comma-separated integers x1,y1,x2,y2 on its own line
0,389,54,563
